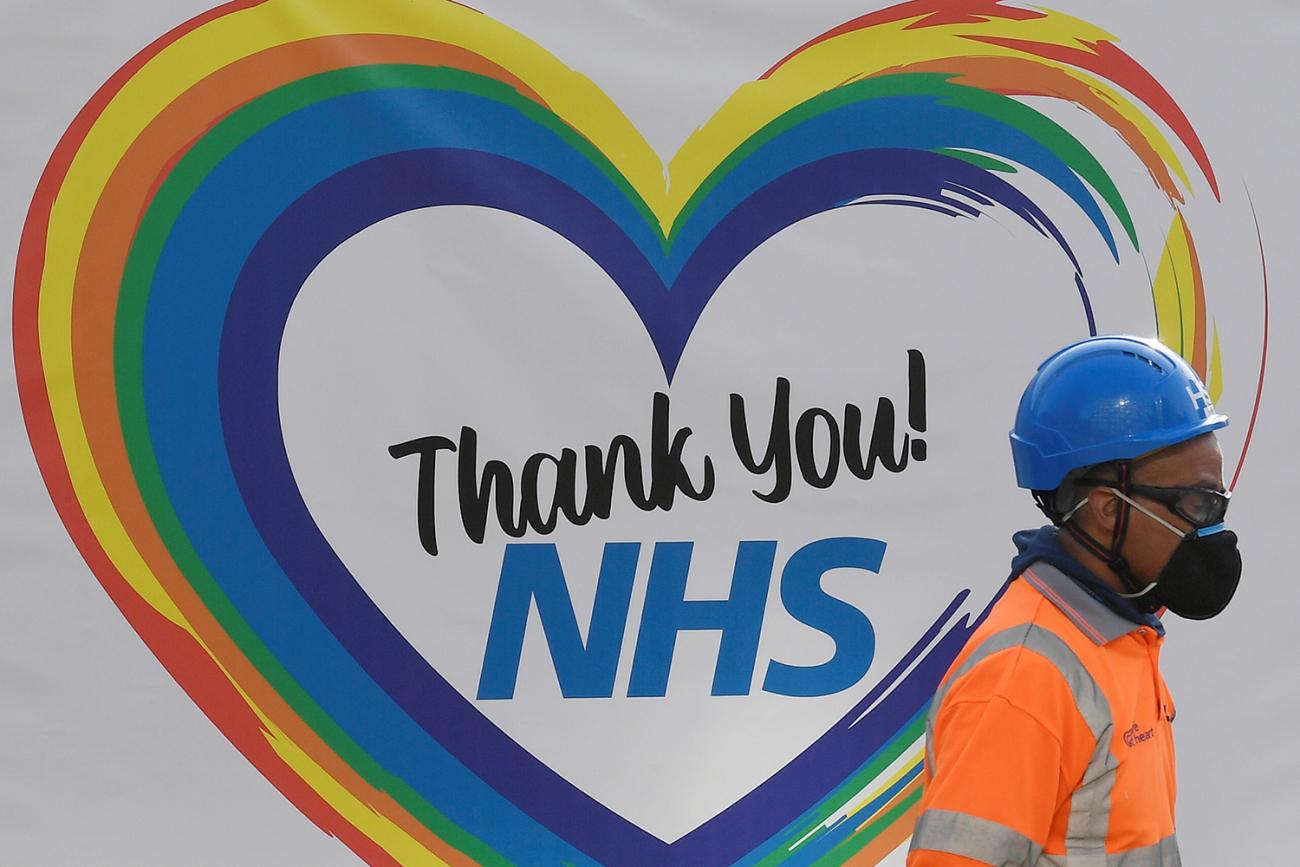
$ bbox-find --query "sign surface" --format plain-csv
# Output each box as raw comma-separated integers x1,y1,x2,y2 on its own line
4,1,1285,864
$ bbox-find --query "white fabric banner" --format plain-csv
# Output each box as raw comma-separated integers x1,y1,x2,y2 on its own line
1,1,1295,864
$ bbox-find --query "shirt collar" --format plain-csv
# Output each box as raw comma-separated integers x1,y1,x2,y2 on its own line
1011,526,1165,644
1020,562,1149,645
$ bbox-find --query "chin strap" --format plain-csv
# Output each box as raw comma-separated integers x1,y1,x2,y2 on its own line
1061,461,1152,599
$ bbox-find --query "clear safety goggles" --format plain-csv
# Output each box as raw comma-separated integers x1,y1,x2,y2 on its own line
1073,478,1230,529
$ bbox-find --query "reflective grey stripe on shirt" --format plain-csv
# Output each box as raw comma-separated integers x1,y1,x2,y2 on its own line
911,810,1180,867
911,809,1044,866
925,623,1118,863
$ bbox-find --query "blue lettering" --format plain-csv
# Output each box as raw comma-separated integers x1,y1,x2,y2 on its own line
627,541,776,697
477,542,639,699
478,537,883,700
761,537,882,697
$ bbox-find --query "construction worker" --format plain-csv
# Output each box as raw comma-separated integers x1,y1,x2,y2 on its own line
907,335,1242,866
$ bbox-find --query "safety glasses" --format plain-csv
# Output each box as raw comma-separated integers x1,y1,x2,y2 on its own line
1075,478,1231,527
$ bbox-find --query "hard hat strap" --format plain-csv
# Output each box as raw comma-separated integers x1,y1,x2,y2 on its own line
1061,461,1151,597
1110,461,1133,555
1062,520,1149,597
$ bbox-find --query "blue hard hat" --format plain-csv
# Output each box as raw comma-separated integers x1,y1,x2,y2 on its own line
1010,335,1228,490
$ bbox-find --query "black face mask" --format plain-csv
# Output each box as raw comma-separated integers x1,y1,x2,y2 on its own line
1142,523,1243,620
1098,487,1243,619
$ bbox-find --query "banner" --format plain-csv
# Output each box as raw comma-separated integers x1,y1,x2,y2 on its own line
2,1,1293,864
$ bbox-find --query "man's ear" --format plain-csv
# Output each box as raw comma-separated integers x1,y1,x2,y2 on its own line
1083,485,1120,533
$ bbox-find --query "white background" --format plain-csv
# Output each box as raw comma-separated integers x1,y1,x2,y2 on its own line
3,1,1298,864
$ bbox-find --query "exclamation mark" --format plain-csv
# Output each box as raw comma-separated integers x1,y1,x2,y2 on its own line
908,349,927,462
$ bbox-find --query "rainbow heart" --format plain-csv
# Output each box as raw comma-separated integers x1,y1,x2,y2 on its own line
14,1,1235,863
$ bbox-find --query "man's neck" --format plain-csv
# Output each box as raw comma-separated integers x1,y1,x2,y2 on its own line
1055,525,1131,596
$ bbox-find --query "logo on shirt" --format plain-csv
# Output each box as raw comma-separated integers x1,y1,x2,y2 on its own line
1123,723,1156,747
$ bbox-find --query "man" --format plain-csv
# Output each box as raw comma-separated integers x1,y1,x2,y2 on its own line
907,335,1242,866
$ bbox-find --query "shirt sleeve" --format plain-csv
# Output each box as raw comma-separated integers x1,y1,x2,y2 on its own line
906,649,1094,866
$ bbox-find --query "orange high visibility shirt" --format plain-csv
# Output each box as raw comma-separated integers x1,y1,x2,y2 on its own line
907,563,1179,866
